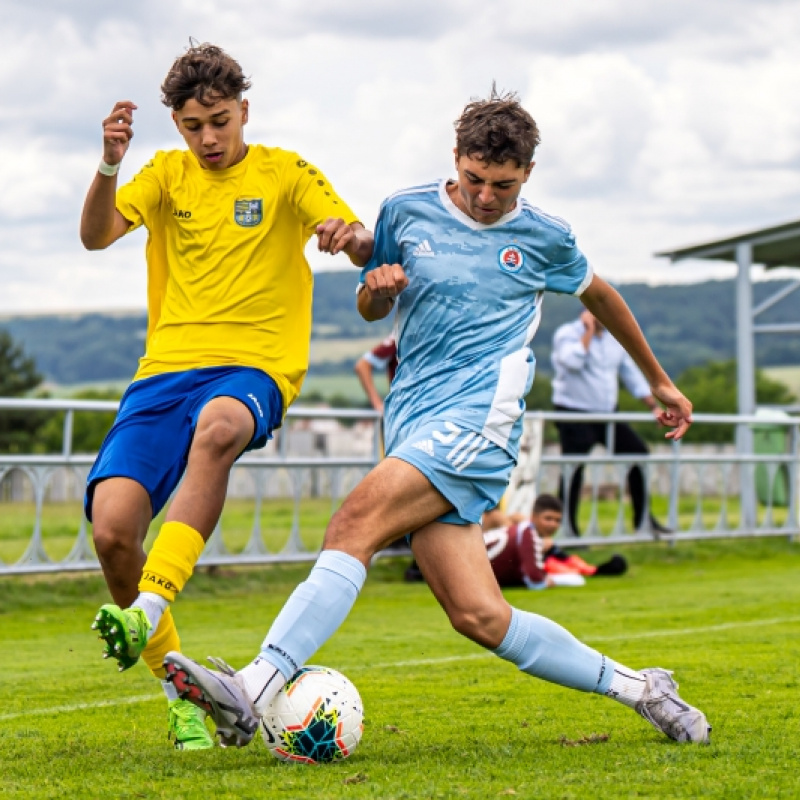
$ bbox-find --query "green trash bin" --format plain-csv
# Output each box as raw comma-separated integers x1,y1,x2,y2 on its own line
752,409,790,507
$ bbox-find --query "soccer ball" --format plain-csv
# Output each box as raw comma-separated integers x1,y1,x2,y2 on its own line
259,665,364,764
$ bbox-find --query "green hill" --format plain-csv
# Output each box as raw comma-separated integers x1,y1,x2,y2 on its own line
1,275,799,387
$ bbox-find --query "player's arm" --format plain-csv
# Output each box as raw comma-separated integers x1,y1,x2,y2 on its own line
316,219,373,267
354,356,384,413
517,526,551,590
618,352,662,420
357,264,408,322
285,156,373,266
80,101,137,250
579,274,692,439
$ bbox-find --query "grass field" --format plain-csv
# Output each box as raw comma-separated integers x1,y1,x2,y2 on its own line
300,372,389,402
0,495,793,566
763,366,800,402
2,536,799,799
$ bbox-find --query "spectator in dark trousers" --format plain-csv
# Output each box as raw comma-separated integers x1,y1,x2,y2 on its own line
551,310,671,536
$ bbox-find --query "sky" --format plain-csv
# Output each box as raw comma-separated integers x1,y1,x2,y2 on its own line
1,0,799,314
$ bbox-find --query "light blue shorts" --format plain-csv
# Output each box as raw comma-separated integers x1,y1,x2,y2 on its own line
387,419,515,526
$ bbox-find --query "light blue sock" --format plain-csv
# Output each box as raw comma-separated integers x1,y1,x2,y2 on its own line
257,550,367,679
493,607,615,694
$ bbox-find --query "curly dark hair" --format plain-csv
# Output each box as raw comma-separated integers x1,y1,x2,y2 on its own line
161,42,251,110
455,84,540,167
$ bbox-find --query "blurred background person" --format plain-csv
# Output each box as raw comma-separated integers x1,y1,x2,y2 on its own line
354,333,397,416
551,310,672,536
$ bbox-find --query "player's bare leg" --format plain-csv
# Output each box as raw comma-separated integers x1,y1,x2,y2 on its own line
414,524,709,743
121,396,254,647
92,478,151,607
322,457,452,563
165,396,256,537
93,398,254,749
411,520,512,648
119,396,255,633
91,397,254,667
91,478,153,669
89,477,213,748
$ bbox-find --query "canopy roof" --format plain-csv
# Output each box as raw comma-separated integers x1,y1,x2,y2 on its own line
655,217,800,268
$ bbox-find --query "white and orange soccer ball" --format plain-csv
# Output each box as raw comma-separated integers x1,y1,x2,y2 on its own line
259,665,364,764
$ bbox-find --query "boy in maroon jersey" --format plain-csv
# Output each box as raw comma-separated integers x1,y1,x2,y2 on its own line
483,494,627,589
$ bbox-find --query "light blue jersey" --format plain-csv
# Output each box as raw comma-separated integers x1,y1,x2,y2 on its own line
361,179,592,462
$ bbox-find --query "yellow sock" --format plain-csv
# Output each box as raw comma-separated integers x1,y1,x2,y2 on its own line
142,607,180,679
138,520,205,602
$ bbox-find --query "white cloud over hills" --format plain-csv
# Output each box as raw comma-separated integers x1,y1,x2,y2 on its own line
1,0,799,312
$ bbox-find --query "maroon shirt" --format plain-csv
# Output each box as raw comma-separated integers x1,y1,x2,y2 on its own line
368,336,398,382
484,522,548,589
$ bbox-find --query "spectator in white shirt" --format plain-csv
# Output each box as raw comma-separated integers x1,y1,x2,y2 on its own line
551,310,671,536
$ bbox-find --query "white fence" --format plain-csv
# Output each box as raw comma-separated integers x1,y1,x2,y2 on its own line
0,398,797,575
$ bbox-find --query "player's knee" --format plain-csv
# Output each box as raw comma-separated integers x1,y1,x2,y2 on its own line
193,416,245,461
447,602,507,648
92,519,134,561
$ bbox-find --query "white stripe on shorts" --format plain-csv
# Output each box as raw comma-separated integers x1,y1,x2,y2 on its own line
454,436,490,472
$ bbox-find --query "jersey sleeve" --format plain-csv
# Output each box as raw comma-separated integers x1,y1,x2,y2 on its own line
542,226,593,297
284,154,359,233
115,153,166,233
359,199,402,282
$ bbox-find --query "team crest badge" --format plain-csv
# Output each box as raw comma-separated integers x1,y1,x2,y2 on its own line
234,197,263,227
498,245,524,273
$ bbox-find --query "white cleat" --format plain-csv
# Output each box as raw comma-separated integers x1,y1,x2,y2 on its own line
636,668,711,744
163,652,259,748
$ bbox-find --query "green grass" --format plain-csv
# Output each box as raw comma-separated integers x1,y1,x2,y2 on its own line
0,498,339,565
1,537,799,799
299,373,389,402
308,337,392,364
763,365,800,401
0,495,792,567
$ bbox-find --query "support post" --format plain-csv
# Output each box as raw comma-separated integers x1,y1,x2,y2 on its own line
735,242,757,530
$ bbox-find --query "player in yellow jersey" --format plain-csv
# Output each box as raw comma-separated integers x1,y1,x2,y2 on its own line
80,43,373,750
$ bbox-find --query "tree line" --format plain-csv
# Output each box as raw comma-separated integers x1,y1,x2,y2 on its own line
2,275,800,386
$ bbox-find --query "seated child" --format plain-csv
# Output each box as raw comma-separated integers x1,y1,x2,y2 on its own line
482,494,628,590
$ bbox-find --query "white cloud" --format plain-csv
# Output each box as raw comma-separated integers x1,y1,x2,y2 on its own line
1,0,800,311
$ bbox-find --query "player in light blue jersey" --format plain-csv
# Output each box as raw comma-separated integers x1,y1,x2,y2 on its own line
375,180,590,474
165,89,710,748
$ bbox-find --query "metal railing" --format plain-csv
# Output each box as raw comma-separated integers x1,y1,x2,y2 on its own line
0,398,797,575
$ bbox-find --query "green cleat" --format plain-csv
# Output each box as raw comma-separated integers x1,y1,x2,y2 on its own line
91,604,151,672
168,698,215,750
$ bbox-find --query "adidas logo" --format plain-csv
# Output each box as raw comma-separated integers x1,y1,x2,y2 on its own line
412,240,435,258
411,439,435,457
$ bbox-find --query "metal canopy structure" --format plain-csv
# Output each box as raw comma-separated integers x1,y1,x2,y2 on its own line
656,217,800,527
656,217,800,416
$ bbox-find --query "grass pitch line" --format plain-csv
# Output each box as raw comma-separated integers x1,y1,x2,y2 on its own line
585,616,800,643
4,615,798,721
0,694,161,721
378,615,800,668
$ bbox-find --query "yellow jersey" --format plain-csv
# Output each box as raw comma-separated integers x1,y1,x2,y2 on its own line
115,145,358,411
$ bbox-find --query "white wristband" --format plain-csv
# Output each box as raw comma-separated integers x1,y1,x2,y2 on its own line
98,160,120,177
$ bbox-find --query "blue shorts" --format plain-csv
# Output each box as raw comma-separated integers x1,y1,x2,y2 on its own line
85,366,283,521
387,419,515,526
